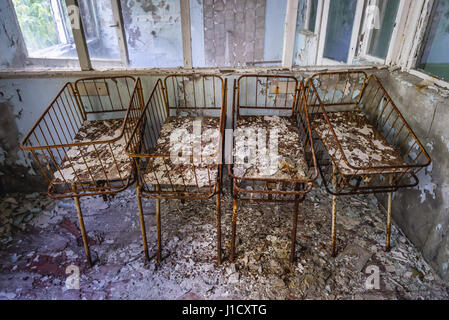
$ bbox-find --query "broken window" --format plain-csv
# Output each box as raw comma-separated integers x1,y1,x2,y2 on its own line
366,0,400,60
191,0,286,67
120,0,183,68
11,0,78,60
416,0,449,82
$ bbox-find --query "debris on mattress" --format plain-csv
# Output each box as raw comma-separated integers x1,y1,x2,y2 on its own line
312,111,407,175
145,116,220,188
233,116,308,179
53,119,132,184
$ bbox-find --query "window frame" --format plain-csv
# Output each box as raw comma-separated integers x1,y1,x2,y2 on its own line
358,0,407,65
9,0,77,67
303,0,321,33
50,0,72,45
0,0,448,91
391,0,449,89
409,0,449,88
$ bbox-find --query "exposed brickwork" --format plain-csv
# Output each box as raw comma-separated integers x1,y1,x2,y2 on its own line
203,0,266,66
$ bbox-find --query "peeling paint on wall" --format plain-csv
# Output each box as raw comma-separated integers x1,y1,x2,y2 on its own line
416,162,437,203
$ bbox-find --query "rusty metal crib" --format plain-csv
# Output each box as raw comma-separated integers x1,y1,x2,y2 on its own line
228,75,319,263
125,75,227,264
303,71,431,256
20,76,144,266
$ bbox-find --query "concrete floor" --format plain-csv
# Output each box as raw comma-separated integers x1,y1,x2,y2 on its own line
1,182,448,300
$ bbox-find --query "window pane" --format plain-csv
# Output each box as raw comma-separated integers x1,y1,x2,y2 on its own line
79,0,121,63
309,0,318,32
417,0,449,81
323,0,357,63
121,0,183,68
367,0,400,59
191,0,286,67
12,0,77,59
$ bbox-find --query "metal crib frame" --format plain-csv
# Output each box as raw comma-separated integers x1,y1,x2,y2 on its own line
228,75,319,263
125,74,227,265
304,71,431,256
20,76,144,266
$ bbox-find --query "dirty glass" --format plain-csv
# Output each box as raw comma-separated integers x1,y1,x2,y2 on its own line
309,0,318,32
191,0,287,67
417,0,449,81
323,0,357,63
79,0,121,63
367,0,400,59
11,0,78,59
292,0,315,66
120,0,183,68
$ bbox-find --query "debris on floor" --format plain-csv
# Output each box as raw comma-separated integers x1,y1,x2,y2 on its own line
0,182,448,300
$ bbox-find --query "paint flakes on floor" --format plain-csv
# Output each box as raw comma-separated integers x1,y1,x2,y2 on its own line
0,182,448,300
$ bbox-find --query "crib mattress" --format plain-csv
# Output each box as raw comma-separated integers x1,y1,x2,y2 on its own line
144,116,220,188
312,110,408,175
232,116,308,180
52,119,132,184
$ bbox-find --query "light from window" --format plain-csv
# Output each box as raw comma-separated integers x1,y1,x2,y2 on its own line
367,0,400,59
12,0,77,59
323,0,357,63
417,0,449,81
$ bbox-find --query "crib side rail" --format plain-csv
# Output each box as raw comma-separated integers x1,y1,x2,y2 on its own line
126,79,168,158
304,74,428,195
20,78,141,198
21,83,84,151
126,77,223,198
308,71,367,108
359,75,431,169
295,82,319,183
227,79,318,201
74,76,136,116
163,74,223,115
234,75,298,119
20,83,85,187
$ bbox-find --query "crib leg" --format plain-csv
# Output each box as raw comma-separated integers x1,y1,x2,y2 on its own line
156,197,162,263
331,194,337,257
136,187,150,262
230,199,238,263
385,191,393,252
290,198,300,263
216,188,222,265
74,196,93,267
331,166,337,257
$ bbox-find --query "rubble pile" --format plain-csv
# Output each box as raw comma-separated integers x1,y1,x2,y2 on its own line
0,182,448,300
0,192,53,237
